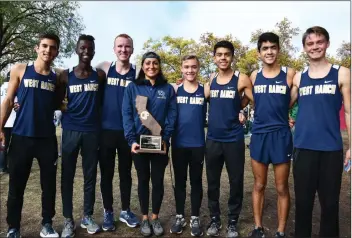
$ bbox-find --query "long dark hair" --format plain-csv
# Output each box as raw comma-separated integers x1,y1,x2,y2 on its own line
135,51,167,86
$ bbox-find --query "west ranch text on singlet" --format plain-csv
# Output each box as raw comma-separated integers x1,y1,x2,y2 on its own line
62,68,101,132
207,71,244,142
173,83,206,148
101,62,135,131
251,66,291,133
294,64,343,151
12,63,57,137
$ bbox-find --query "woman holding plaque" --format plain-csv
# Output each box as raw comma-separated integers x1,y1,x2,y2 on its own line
122,51,177,237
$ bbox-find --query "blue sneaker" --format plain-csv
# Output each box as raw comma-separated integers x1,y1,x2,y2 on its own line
80,215,100,234
119,210,140,228
102,210,116,231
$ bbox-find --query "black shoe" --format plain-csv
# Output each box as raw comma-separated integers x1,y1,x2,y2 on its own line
190,216,203,237
206,217,222,236
249,227,265,238
7,228,21,238
275,231,285,237
170,214,186,234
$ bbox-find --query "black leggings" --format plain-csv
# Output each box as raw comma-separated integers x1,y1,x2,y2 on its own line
132,152,169,215
205,139,245,221
99,129,133,211
172,146,204,216
7,134,58,229
293,148,343,238
0,127,12,169
61,130,99,218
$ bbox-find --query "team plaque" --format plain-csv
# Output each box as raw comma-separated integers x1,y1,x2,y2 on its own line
135,95,166,154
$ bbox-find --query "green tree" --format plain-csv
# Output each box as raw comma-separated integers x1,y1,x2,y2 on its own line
141,36,198,83
249,17,305,71
337,41,351,68
0,1,85,72
236,48,259,75
325,42,351,69
250,17,300,57
196,32,248,79
292,53,308,71
138,18,349,81
139,33,247,83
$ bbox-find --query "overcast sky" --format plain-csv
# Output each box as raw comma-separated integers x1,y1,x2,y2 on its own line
62,1,351,68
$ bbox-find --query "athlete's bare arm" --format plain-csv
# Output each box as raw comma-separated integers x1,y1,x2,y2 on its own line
54,68,67,110
95,61,111,75
204,82,210,100
97,68,107,83
289,71,302,108
97,68,107,105
286,67,296,88
0,63,26,144
204,72,217,99
241,70,258,108
250,70,258,85
339,66,351,164
238,73,254,103
57,69,69,112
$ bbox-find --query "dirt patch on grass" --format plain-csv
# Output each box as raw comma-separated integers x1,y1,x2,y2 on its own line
0,130,350,237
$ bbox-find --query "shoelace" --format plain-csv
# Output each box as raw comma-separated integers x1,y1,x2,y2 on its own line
175,217,183,226
256,228,264,235
44,224,55,234
228,224,236,232
210,221,219,229
127,211,135,218
191,218,200,227
85,216,95,225
153,220,162,229
64,220,74,230
123,212,131,219
142,220,149,228
104,212,113,223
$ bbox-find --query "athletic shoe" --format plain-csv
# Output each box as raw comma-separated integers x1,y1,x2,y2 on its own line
227,220,239,238
249,227,265,238
190,216,203,237
80,215,100,234
275,231,285,237
151,218,164,236
7,228,20,238
140,219,151,237
102,210,115,231
61,218,75,238
206,217,222,236
170,214,186,234
40,223,59,237
119,210,140,227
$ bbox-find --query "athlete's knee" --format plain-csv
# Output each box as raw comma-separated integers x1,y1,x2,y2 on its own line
276,183,289,197
253,182,266,193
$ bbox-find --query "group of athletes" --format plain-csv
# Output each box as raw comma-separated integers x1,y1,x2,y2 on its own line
0,25,350,238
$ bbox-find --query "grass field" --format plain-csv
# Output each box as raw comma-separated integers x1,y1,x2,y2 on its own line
0,130,350,237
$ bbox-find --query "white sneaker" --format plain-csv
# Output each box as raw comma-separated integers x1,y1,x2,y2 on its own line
40,223,59,238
